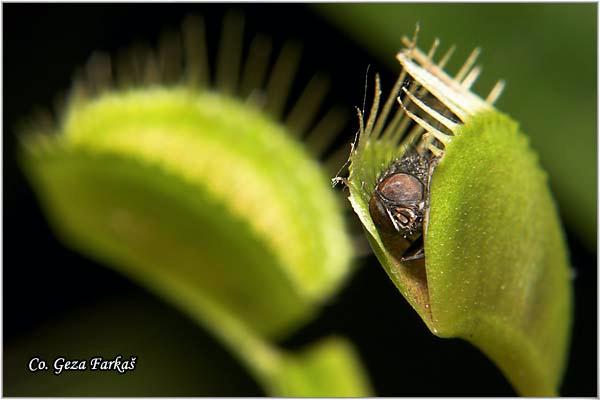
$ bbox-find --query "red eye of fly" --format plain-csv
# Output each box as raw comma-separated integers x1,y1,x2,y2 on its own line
378,172,423,204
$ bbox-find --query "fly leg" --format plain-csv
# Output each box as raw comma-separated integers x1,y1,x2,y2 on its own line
401,234,425,262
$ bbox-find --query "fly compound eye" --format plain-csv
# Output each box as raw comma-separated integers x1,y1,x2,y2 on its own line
378,172,424,204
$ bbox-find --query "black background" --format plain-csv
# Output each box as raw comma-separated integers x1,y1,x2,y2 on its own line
3,4,597,396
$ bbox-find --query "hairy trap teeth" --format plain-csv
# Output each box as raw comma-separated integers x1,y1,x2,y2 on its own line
395,36,505,159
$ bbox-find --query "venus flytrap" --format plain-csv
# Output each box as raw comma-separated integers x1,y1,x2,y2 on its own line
19,15,370,397
343,37,572,396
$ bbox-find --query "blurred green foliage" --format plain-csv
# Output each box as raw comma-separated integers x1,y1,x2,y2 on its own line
317,3,597,249
19,87,369,396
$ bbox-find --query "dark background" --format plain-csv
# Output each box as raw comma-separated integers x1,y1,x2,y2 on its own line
3,4,597,396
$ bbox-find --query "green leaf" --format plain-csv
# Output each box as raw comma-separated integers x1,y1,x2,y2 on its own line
345,43,572,395
20,88,370,394
272,337,372,396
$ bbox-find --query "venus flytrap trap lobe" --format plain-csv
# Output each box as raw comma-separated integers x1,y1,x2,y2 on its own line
343,35,572,395
19,14,371,396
